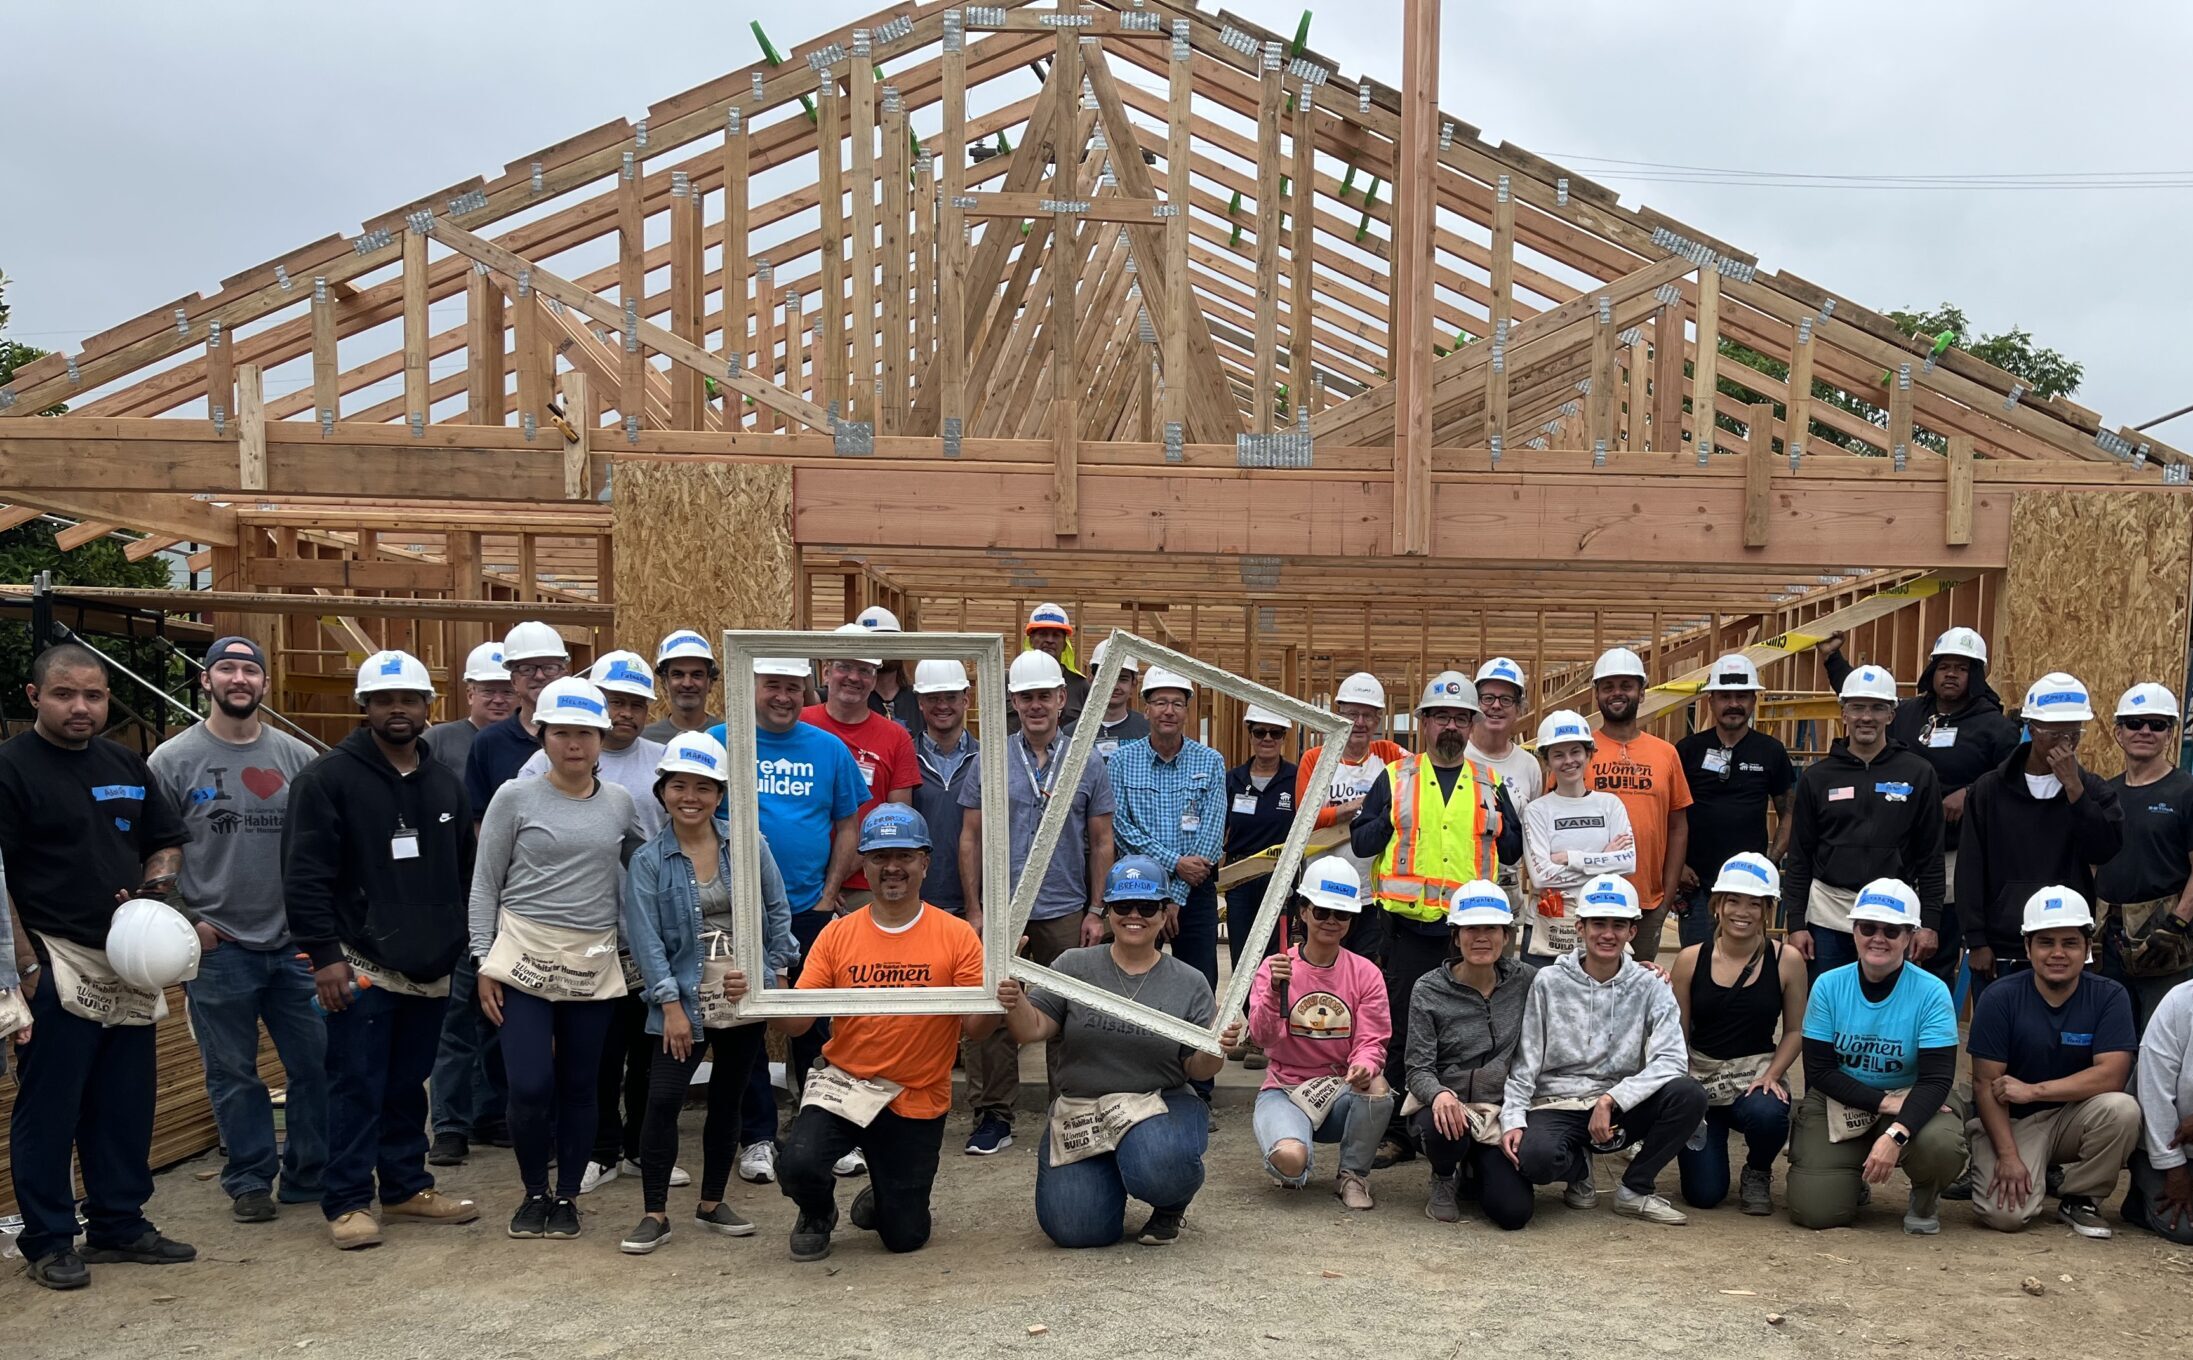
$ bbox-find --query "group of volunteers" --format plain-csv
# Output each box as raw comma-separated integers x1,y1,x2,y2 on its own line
5,605,2193,1291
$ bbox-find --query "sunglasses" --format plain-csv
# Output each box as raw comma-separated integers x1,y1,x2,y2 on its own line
2118,717,2175,734
1109,899,1166,918
1307,905,1352,923
1249,726,1286,741
1853,921,1910,940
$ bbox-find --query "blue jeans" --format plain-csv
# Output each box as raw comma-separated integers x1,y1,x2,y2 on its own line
430,955,507,1138
184,944,328,1202
1252,1087,1394,1184
1223,882,1282,972
322,986,444,1220
1035,1090,1209,1247
1676,1088,1792,1209
1172,878,1220,991
1676,886,1716,949
1807,925,1857,980
10,964,157,1261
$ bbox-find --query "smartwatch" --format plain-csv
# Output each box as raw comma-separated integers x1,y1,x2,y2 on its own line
1887,1126,1910,1147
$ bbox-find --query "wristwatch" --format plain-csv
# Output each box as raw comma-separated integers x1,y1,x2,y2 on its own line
1088,905,1107,919
1887,1126,1910,1146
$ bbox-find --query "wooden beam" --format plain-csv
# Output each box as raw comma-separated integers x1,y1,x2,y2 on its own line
723,104,752,431
1786,312,1815,456
1888,361,1915,465
1689,262,1721,457
0,583,611,625
617,154,649,428
54,521,120,552
1162,23,1192,440
311,274,339,424
1484,178,1515,453
465,263,506,425
1050,27,1082,536
1946,434,1974,546
1744,400,1774,547
1253,42,1283,435
938,18,969,442
882,84,911,433
669,173,705,429
1588,295,1616,454
237,363,267,493
206,327,234,429
0,487,237,546
403,225,430,430
1391,0,1439,556
816,76,846,421
1289,76,1316,427
850,31,879,426
564,371,593,499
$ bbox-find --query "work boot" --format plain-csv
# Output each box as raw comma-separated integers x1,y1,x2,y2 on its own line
80,1231,196,1265
1336,1171,1375,1211
1371,1136,1414,1170
328,1210,382,1250
383,1188,478,1224
849,1185,878,1232
1424,1173,1462,1223
1738,1165,1773,1216
26,1248,90,1290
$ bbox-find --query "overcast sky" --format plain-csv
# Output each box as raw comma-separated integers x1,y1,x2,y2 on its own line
6,0,2188,439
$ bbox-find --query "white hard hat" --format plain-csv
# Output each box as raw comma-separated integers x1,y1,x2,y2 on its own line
1140,666,1194,698
1474,656,1526,694
655,629,716,668
1418,670,1478,713
2116,683,2181,722
830,621,883,667
752,656,813,679
1243,704,1293,731
1839,665,1899,705
1848,878,1921,928
1026,602,1074,634
911,659,970,695
589,649,656,700
1534,710,1596,751
534,676,613,731
656,730,731,783
1710,852,1781,900
1297,856,1364,914
1089,637,1139,674
107,897,201,991
1008,650,1067,694
1446,879,1514,928
1930,627,1988,665
356,649,435,700
1335,671,1387,709
1575,874,1642,920
855,605,902,632
1703,653,1763,692
2022,885,2095,934
1593,647,1648,682
502,620,569,664
461,641,510,683
2023,672,2095,723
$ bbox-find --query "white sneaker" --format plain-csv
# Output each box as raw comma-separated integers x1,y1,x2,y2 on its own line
1563,1179,1599,1210
619,1158,691,1188
578,1160,620,1194
1613,1188,1689,1225
833,1148,868,1178
737,1142,777,1184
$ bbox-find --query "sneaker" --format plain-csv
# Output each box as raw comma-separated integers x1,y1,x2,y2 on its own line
329,1210,382,1250
738,1142,778,1184
81,1231,196,1265
621,1157,690,1188
1563,1179,1600,1210
694,1202,755,1237
428,1133,469,1167
849,1186,878,1232
509,1193,552,1239
834,1148,868,1178
579,1160,620,1194
27,1248,90,1290
1940,1166,1976,1201
1614,1188,1689,1225
1902,1184,1941,1236
965,1116,1014,1156
1336,1171,1375,1211
789,1209,837,1262
621,1215,671,1254
232,1189,277,1224
1371,1136,1414,1170
383,1188,478,1224
1136,1207,1184,1245
1739,1165,1773,1217
1425,1173,1462,1224
2056,1195,2113,1240
545,1198,582,1240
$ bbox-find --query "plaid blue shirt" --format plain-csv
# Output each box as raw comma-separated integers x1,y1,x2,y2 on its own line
1108,736,1227,903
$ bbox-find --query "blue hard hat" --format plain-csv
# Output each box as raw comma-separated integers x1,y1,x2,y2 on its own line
858,803,933,853
1104,855,1169,904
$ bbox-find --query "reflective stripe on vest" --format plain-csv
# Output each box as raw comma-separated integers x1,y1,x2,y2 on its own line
1375,754,1501,921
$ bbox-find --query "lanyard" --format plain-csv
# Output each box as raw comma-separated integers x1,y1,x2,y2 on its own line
1017,735,1063,802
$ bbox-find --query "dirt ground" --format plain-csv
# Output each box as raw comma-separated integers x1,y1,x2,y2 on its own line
10,1084,2192,1360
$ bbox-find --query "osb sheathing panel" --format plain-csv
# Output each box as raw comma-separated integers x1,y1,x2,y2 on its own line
1999,491,2193,775
611,460,795,726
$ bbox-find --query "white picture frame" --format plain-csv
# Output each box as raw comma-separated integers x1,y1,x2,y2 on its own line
720,628,1012,1018
1006,630,1352,1054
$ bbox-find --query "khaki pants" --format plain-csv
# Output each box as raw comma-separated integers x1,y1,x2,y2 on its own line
1969,1093,2143,1230
962,912,1085,1126
1787,1089,1968,1229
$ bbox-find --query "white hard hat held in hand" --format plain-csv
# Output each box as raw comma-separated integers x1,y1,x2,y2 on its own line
108,897,202,990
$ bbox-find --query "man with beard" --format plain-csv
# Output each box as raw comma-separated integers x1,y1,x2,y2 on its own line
1824,626,2021,984
424,642,513,785
1674,654,1795,947
1352,671,1523,1165
1585,648,1693,963
641,630,723,743
284,651,480,1250
149,636,326,1225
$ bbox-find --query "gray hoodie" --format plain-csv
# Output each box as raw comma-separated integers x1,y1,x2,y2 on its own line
1405,956,1534,1109
1500,948,1690,1132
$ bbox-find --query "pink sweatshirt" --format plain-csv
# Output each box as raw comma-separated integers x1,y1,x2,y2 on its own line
1246,945,1392,1090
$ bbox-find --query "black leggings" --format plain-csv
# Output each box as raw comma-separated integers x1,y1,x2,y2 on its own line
1410,1107,1535,1231
499,990,614,1200
592,993,653,1166
638,1020,767,1212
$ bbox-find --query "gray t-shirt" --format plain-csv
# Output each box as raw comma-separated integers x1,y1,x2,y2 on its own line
1031,945,1215,1098
469,775,645,959
958,732,1116,921
641,714,722,744
425,719,484,788
147,722,318,948
517,737,667,842
696,871,734,936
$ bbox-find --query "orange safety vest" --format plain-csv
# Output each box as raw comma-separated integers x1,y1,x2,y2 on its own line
1374,754,1503,921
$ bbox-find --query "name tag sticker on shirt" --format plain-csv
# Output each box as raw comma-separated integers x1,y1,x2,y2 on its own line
1232,793,1260,816
2061,1031,2094,1046
390,828,421,861
1926,728,1958,748
1828,786,1855,802
1874,781,1913,802
1701,749,1731,775
91,784,146,802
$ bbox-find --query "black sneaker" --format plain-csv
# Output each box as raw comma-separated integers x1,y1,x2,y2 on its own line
508,1193,552,1239
546,1198,582,1240
80,1232,195,1265
231,1189,277,1223
27,1249,89,1290
1940,1166,1975,1201
849,1185,877,1232
789,1209,837,1262
694,1202,755,1237
1136,1207,1184,1245
620,1215,671,1254
428,1133,470,1167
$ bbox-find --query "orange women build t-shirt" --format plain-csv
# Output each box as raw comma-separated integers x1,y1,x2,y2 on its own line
796,903,986,1118
1586,731,1693,907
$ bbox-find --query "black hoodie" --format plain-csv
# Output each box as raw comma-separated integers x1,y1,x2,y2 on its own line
1825,649,2022,850
283,726,474,978
1784,738,1945,931
1955,741,2123,959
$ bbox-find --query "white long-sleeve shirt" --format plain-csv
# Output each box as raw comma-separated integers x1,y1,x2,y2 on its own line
2139,981,2193,1170
1521,791,1636,957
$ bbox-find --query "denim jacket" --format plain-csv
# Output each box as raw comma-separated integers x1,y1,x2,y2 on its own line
624,822,796,1034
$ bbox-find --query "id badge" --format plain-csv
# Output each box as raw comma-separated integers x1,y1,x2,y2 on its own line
1232,793,1260,816
1926,728,1958,748
1701,749,1731,775
390,828,421,861
1180,809,1200,834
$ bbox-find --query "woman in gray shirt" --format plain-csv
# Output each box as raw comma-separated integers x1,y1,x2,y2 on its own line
471,678,643,1242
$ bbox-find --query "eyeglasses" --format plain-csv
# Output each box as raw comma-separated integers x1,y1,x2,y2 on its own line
1852,921,1911,940
508,661,565,679
1476,693,1519,710
2118,717,2175,734
1110,899,1166,918
1249,726,1286,741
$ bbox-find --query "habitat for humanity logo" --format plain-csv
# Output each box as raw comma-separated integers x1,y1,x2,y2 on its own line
757,756,816,797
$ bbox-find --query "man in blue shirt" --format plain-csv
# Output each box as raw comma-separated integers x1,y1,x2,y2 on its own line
908,660,978,917
1108,666,1227,992
1967,886,2141,1238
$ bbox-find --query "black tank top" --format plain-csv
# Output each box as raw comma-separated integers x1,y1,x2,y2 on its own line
1687,935,1780,1060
